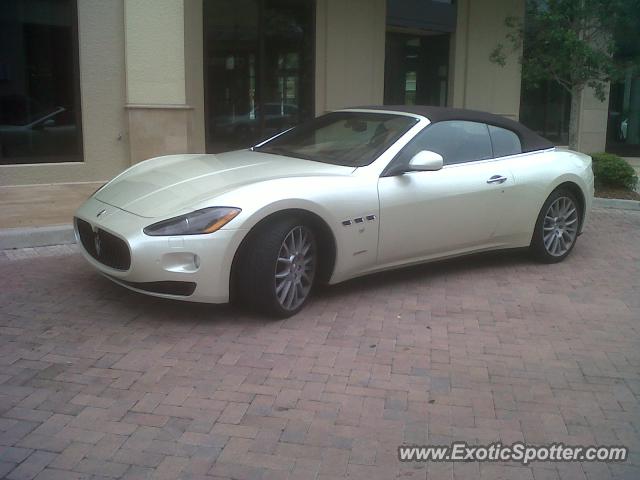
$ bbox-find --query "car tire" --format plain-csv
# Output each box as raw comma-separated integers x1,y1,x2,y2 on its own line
530,188,582,263
236,217,317,318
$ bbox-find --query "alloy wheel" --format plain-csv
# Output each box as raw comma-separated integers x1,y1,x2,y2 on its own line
274,226,316,311
542,196,579,257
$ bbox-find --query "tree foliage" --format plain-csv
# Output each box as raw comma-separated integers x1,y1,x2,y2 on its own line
491,0,640,101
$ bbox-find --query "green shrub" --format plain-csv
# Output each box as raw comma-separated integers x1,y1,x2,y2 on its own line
590,152,638,190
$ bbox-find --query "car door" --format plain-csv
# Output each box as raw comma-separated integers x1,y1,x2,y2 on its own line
377,120,515,266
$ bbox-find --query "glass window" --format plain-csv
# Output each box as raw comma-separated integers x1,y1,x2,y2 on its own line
384,31,450,107
488,125,522,157
519,79,570,145
255,112,418,167
606,73,640,156
0,0,83,165
203,0,314,153
393,120,493,167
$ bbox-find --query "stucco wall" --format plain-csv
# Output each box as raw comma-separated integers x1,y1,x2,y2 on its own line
124,0,185,105
315,0,386,114
577,86,610,152
451,0,524,119
124,0,201,163
1,0,130,186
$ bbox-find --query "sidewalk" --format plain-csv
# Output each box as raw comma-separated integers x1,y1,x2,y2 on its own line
0,182,101,229
0,182,101,249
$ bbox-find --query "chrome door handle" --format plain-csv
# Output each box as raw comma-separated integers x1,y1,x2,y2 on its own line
487,175,507,184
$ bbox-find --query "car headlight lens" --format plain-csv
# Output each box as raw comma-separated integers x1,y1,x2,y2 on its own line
143,207,241,236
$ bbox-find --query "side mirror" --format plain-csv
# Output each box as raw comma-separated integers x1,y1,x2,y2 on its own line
407,150,443,172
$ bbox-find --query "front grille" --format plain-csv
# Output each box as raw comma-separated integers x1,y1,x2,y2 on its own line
75,217,131,270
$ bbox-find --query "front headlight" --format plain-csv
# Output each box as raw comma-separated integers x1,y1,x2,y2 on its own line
143,207,241,236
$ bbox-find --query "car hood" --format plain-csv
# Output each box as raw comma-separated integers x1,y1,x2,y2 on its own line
94,150,354,218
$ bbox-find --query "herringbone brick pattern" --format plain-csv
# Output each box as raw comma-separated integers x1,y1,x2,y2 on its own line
0,208,638,479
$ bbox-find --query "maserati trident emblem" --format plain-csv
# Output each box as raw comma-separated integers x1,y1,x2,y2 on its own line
96,209,106,218
94,231,102,256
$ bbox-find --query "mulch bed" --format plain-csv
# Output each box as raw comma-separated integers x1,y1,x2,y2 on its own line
595,186,640,201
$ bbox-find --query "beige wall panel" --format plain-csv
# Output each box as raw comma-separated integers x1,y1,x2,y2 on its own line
577,86,609,152
578,132,608,153
124,0,186,105
452,0,524,119
316,0,386,113
581,107,609,134
127,108,190,163
451,0,471,109
1,0,130,186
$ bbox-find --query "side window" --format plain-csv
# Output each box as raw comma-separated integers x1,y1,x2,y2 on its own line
489,125,522,157
393,120,493,167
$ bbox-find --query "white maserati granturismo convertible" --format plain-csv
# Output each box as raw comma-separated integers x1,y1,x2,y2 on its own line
75,106,594,317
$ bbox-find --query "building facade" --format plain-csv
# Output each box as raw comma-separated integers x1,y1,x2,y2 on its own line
0,0,629,189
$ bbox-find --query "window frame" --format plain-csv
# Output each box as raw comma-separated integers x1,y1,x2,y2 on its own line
381,119,534,176
487,123,523,159
382,119,493,173
202,0,317,153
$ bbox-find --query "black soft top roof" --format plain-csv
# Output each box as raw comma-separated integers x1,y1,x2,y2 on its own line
352,105,554,153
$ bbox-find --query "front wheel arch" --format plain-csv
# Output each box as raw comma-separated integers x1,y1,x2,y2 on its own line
229,209,337,303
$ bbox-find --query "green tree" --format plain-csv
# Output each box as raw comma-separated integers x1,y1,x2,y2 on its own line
491,0,640,150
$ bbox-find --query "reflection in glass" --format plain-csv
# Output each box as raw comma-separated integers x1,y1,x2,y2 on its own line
519,80,570,145
0,0,83,164
607,71,640,156
204,0,314,153
384,31,450,107
255,112,418,167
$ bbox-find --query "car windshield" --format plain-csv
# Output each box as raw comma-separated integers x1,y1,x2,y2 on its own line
254,111,418,167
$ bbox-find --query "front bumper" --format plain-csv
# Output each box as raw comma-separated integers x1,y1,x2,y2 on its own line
74,197,247,303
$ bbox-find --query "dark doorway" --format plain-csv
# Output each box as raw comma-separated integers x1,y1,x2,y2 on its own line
203,0,314,153
607,73,640,156
384,31,450,107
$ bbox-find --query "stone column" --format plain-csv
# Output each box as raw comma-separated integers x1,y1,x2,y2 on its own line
450,0,524,120
315,0,386,114
575,86,610,153
124,0,204,163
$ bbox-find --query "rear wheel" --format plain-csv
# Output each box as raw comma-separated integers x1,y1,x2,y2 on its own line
236,218,317,317
530,188,581,263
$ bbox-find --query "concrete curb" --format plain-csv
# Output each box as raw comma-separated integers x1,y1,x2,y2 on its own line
593,197,640,211
0,225,75,250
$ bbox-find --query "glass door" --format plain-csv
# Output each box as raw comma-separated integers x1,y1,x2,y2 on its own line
204,0,314,153
607,71,640,156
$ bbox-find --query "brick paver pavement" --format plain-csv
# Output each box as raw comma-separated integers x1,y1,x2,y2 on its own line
0,207,639,480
